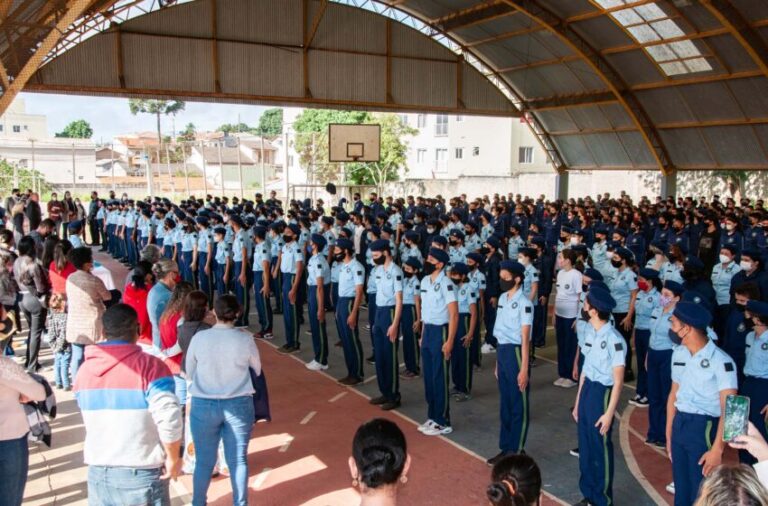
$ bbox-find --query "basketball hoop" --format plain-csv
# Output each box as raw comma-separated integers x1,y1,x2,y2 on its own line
328,124,381,163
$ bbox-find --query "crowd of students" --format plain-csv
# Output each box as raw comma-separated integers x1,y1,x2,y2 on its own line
2,187,768,505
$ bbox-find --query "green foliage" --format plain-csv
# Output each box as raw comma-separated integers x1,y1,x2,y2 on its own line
292,109,415,189
128,99,186,143
0,159,52,195
178,122,196,142
258,109,283,136
712,170,749,199
55,119,93,139
216,122,254,135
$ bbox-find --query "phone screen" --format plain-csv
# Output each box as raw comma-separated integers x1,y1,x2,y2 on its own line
723,394,750,442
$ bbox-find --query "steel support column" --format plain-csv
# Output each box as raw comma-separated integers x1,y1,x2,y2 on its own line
660,171,677,199
555,171,568,201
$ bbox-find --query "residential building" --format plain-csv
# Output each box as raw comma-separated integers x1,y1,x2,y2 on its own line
0,98,47,139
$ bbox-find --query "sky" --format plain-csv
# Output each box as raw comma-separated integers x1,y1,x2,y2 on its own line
19,92,268,144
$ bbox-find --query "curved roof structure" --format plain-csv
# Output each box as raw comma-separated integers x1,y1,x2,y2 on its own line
1,0,767,174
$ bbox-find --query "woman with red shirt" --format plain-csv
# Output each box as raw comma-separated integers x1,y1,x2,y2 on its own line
123,264,155,346
48,241,75,295
159,281,194,403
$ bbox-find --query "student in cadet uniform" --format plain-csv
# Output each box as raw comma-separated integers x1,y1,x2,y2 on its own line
448,230,468,267
400,257,421,379
448,262,477,402
466,252,486,369
334,237,365,386
68,221,85,248
124,201,138,266
609,246,638,382
179,217,198,285
278,223,304,353
305,233,331,372
229,216,251,328
252,225,273,340
553,249,583,388
153,207,167,249
213,226,231,297
644,279,683,449
137,208,153,251
486,260,533,466
480,235,502,355
711,244,741,337
629,267,661,408
268,222,285,314
666,302,737,506
738,300,768,465
416,247,458,437
194,217,213,302
368,239,403,411
723,282,759,386
572,287,626,506
507,224,525,260
464,221,482,253
162,218,176,259
730,248,768,302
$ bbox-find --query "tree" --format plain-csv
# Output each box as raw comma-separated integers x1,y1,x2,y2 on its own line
346,114,417,191
179,122,196,142
258,108,283,136
216,122,253,135
128,99,185,144
712,170,749,201
55,119,93,139
0,159,52,195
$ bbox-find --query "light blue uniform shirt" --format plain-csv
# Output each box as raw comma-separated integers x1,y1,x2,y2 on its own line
252,241,271,272
494,289,533,345
197,228,213,253
610,267,637,314
307,254,331,286
448,246,467,266
402,246,423,264
673,339,737,417
321,230,335,256
69,235,84,248
454,282,478,315
661,262,683,283
155,217,166,240
468,269,486,295
591,241,609,276
125,210,137,228
214,241,231,265
507,236,525,260
373,263,403,307
649,306,675,350
522,263,539,304
744,329,768,379
418,270,456,326
465,233,482,252
338,259,365,297
270,234,283,258
581,322,627,386
331,261,341,283
280,241,303,274
634,288,660,330
402,275,419,305
480,224,494,241
181,231,198,252
711,262,741,306
231,230,249,262
96,207,106,221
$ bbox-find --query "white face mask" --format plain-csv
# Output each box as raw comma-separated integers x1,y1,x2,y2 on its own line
720,254,732,264
427,228,435,234
570,237,579,245
741,260,753,271
726,223,736,231
517,255,528,265
605,251,614,260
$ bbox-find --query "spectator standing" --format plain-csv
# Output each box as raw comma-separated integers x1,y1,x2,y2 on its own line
29,219,55,260
123,265,155,344
47,193,63,231
0,353,47,506
48,240,75,296
159,281,194,404
11,200,25,246
25,193,41,232
147,259,180,349
13,236,50,372
48,293,71,390
74,304,183,506
186,295,260,506
61,191,76,239
88,191,100,247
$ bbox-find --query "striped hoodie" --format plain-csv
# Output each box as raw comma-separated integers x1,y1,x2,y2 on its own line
74,341,182,468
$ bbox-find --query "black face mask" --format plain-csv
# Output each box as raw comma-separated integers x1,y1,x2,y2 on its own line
373,256,386,266
403,271,415,278
423,262,437,275
283,234,294,243
610,259,622,268
681,269,695,281
479,247,490,256
500,279,515,292
668,328,683,346
736,304,746,313
582,284,589,292
581,308,590,321
334,253,345,262
450,276,463,285
745,318,756,331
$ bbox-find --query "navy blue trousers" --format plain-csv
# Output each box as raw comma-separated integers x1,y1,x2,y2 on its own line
367,293,377,353
308,285,329,365
578,378,614,506
282,273,299,347
532,298,547,347
634,329,650,398
270,258,282,312
125,228,136,265
180,251,194,283
483,295,497,347
451,313,473,394
336,297,363,379
498,343,529,453
233,261,251,327
400,304,420,374
671,412,717,506
373,306,399,401
214,262,228,296
253,272,273,333
422,324,450,427
556,315,577,380
470,308,482,367
163,243,173,259
647,348,672,443
739,376,768,465
197,252,212,300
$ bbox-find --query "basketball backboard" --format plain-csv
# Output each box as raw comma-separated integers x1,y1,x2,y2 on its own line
328,123,381,163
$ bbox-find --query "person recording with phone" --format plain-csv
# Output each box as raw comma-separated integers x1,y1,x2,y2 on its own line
737,300,768,465
665,302,738,506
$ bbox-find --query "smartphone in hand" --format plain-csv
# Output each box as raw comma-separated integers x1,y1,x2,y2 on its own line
723,394,750,442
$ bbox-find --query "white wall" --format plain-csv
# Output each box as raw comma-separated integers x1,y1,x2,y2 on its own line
0,98,48,140
0,138,97,184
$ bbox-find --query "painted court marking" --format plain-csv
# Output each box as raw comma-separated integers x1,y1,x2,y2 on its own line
619,405,669,505
300,411,317,425
328,392,347,403
251,467,272,490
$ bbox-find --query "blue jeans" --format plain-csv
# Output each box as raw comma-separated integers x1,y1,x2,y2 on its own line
190,396,255,506
88,466,169,506
0,435,29,506
173,375,187,405
55,349,72,388
71,343,86,382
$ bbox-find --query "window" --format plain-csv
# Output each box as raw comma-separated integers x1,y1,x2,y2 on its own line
12,125,19,133
287,155,294,167
455,147,464,159
399,114,408,125
593,0,712,76
416,149,427,163
417,114,427,128
23,125,27,131
472,146,480,157
0,125,4,131
435,115,448,136
519,146,534,164
456,115,464,122
435,148,448,161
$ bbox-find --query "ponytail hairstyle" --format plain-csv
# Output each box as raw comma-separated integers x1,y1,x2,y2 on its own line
487,454,542,506
351,418,408,490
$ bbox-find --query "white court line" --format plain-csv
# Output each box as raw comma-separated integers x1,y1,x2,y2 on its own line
300,411,317,425
171,476,193,504
328,392,347,403
278,440,292,453
251,467,272,490
619,405,670,505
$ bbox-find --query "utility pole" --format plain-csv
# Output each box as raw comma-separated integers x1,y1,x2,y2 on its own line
283,131,289,201
71,143,77,190
217,142,225,197
236,137,244,199
260,135,266,196
110,143,115,192
201,141,209,196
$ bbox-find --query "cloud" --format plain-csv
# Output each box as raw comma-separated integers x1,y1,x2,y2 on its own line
19,92,267,144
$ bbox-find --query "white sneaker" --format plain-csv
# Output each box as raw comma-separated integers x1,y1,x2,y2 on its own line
305,360,320,370
561,378,577,388
423,424,453,436
262,332,274,340
481,343,496,354
666,482,675,494
553,378,565,387
417,420,435,433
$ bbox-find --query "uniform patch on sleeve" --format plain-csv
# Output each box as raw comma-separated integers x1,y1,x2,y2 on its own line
673,362,685,367
396,275,402,281
724,362,734,372
357,270,362,275
447,284,453,291
614,343,624,351
525,306,532,314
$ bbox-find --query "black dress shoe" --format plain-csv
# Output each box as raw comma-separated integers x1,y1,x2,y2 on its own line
369,396,387,405
572,499,594,506
486,451,510,467
380,399,401,411
366,355,375,364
